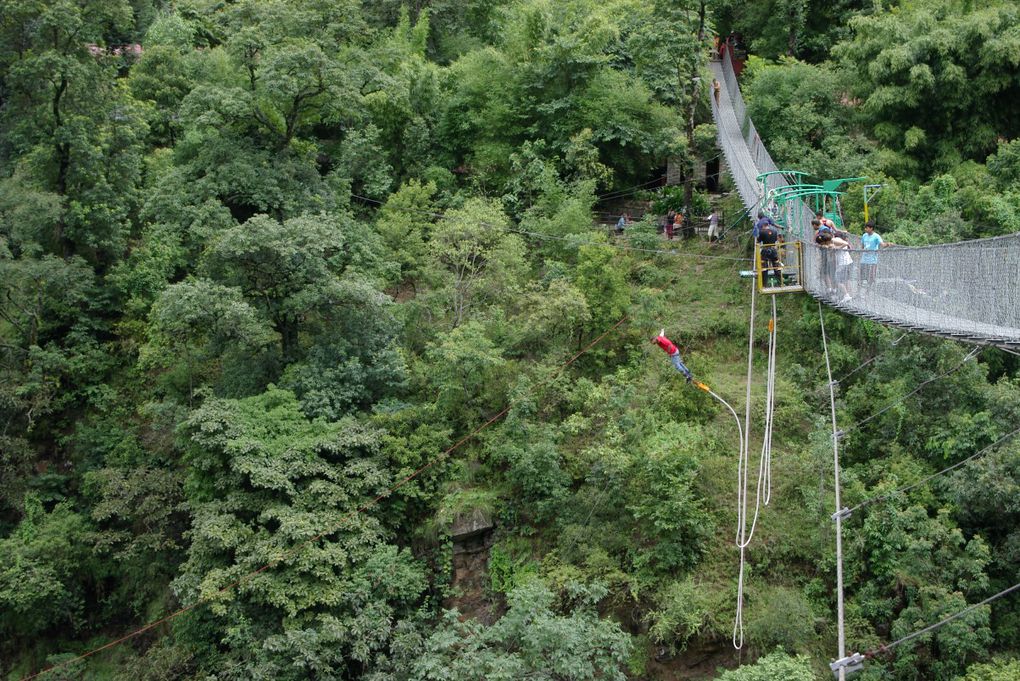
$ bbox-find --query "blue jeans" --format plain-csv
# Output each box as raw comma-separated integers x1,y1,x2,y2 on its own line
670,351,693,380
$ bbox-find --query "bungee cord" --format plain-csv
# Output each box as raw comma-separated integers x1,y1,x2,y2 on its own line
733,279,756,649
726,286,780,649
738,296,779,550
762,297,778,507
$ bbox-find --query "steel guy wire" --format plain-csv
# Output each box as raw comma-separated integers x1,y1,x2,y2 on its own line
838,347,981,436
863,581,1020,658
843,425,1020,517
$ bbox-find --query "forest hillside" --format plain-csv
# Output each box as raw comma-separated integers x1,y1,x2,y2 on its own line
2,1,1020,680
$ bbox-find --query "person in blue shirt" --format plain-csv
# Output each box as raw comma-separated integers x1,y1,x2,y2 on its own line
752,212,775,240
615,212,629,237
859,220,893,285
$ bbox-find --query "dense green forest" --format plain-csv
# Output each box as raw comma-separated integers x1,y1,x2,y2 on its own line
2,0,1020,679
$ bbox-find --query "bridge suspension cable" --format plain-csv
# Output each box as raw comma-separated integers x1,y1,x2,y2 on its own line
831,580,1020,677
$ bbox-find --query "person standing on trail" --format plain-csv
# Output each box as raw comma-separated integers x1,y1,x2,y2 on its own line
859,220,892,285
616,212,629,236
666,212,681,240
706,209,720,241
653,329,693,383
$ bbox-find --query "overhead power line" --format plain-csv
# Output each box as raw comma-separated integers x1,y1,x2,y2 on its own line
820,333,908,386
350,191,751,264
865,581,1020,657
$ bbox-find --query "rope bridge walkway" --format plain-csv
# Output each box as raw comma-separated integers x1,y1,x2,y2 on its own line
709,53,1020,349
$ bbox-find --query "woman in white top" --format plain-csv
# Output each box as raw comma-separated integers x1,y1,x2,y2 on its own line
827,235,854,303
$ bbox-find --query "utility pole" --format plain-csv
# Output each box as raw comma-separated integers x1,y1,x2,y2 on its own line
820,307,849,681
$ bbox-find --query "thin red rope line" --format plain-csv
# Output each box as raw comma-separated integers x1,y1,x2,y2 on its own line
21,315,629,681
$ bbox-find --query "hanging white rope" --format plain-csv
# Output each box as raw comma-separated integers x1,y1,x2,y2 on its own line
730,292,781,650
738,296,779,549
729,279,760,648
762,297,778,507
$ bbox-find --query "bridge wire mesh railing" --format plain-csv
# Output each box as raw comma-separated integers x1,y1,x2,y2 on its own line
709,52,1020,347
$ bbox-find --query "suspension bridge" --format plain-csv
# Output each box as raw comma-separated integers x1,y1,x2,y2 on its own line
709,52,1020,350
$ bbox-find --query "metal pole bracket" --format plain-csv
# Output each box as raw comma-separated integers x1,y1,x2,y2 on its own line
830,652,865,677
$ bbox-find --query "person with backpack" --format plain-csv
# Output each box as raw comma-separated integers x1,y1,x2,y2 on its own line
652,329,693,383
752,212,776,240
757,221,781,286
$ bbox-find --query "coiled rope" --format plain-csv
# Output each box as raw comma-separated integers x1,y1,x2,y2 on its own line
729,288,781,649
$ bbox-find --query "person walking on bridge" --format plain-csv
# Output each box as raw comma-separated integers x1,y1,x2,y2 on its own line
653,329,693,383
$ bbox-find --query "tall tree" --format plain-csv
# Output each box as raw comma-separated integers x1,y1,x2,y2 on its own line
173,388,427,678
0,0,147,259
834,0,1020,175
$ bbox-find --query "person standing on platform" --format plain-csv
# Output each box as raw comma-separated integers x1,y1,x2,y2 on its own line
757,221,781,286
753,212,776,240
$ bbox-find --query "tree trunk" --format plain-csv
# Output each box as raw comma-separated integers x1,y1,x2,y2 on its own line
52,75,72,257
683,1,707,236
279,318,300,363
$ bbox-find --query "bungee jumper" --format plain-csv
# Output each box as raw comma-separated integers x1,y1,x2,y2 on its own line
652,329,694,383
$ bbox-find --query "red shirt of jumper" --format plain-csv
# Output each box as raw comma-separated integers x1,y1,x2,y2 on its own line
654,335,678,355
